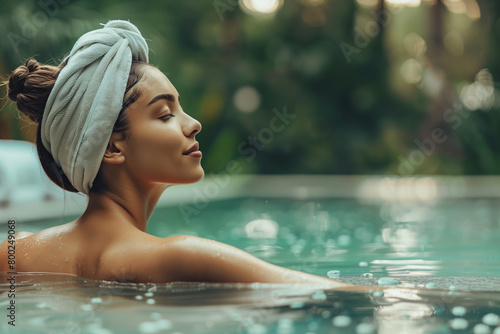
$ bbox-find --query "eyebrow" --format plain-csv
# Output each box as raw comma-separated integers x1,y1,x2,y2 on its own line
147,93,181,106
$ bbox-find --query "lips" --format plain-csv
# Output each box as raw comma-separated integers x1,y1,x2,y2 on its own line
183,142,200,155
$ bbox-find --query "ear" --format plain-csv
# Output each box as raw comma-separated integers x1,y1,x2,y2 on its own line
102,132,126,165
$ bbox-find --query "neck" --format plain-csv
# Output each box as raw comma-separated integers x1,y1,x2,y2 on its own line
80,182,169,232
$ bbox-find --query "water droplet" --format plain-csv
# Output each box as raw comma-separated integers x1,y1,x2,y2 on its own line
327,270,340,279
361,273,373,278
248,324,267,334
377,277,399,286
138,321,158,333
290,302,304,309
80,304,93,311
452,306,467,316
156,319,172,330
146,298,155,305
36,302,48,309
449,318,468,330
483,313,500,326
312,291,326,301
356,323,375,334
372,290,384,297
473,323,491,334
337,235,351,247
332,315,352,327
144,292,153,297
321,310,331,318
425,282,436,289
90,297,103,304
135,295,143,300
449,285,458,291
359,261,368,267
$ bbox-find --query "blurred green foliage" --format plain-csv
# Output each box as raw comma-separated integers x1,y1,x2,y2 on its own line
0,0,499,175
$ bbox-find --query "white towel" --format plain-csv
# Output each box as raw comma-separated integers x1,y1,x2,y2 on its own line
41,20,149,195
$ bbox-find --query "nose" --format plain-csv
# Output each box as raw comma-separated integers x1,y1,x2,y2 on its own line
185,115,202,137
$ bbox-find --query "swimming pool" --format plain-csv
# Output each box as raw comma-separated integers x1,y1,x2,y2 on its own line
1,176,500,333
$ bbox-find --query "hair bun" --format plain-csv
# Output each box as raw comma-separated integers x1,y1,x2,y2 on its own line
7,58,36,102
7,58,59,124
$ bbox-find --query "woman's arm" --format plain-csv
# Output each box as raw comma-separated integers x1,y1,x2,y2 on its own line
160,235,350,288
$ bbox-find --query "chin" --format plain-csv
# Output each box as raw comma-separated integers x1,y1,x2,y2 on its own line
176,168,205,185
190,169,205,183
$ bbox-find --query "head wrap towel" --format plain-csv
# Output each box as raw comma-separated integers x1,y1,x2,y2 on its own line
41,20,149,195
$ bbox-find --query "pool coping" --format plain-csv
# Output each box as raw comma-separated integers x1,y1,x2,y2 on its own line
2,175,500,223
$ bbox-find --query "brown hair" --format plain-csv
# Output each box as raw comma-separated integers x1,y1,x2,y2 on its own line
4,57,153,194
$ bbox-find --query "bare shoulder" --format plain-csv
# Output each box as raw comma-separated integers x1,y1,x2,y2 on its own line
97,234,235,283
0,231,34,271
95,233,187,282
0,223,70,253
0,231,35,249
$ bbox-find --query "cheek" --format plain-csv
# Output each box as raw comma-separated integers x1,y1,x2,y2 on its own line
126,126,183,175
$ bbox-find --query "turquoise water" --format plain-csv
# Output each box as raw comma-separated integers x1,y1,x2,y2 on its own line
148,198,500,278
1,197,500,333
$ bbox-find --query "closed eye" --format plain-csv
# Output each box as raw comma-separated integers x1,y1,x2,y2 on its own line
160,114,175,121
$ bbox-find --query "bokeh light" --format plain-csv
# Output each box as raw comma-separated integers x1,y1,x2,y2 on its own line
443,0,481,19
386,0,421,7
239,0,283,15
233,86,261,113
403,33,427,57
460,69,495,111
400,58,424,84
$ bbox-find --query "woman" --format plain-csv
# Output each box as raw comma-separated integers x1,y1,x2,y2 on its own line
0,20,349,288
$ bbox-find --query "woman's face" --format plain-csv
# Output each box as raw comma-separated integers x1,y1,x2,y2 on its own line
120,66,204,186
